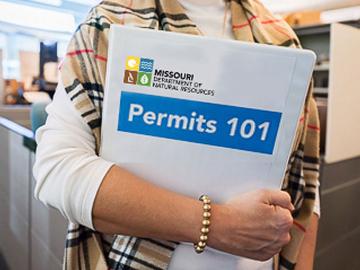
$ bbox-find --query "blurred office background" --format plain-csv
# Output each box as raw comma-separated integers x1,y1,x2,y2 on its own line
0,0,360,269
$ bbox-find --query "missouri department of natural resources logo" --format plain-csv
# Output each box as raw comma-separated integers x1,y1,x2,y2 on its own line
123,56,154,87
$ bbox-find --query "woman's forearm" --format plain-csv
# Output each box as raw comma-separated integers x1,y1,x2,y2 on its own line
92,165,295,260
92,165,205,243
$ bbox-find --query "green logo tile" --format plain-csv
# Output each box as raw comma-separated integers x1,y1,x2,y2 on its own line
137,72,152,86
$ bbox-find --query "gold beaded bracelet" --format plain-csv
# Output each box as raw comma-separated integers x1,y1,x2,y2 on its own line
194,195,211,254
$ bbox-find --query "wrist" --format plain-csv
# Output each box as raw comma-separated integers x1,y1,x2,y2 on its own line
206,204,231,249
182,199,204,244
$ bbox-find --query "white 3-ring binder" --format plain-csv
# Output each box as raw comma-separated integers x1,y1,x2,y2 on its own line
100,25,316,268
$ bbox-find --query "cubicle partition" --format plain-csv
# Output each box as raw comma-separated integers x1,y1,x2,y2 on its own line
0,118,66,270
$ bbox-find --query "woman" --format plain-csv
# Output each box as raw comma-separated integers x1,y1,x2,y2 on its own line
33,0,320,269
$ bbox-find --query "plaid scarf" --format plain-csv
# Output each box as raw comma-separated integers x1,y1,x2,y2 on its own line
60,1,320,269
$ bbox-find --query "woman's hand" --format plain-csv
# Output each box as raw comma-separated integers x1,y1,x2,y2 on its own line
208,189,294,261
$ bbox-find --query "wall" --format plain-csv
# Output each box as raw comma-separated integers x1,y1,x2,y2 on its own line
325,23,360,163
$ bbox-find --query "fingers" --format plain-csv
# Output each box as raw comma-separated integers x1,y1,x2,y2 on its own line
253,232,291,261
256,230,291,252
274,206,294,230
279,232,291,247
244,247,281,262
262,190,294,211
271,231,291,249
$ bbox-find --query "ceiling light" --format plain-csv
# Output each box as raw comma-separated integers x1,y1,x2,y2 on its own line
0,1,75,33
32,0,63,6
67,0,99,6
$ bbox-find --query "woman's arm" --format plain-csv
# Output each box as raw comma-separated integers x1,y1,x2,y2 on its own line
92,165,203,241
34,82,295,261
33,82,114,229
295,214,319,270
92,164,295,260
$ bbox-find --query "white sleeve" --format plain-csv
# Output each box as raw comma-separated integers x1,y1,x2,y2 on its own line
313,180,321,218
33,81,114,230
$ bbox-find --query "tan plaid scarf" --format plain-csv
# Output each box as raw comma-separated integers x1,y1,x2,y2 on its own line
60,0,320,269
